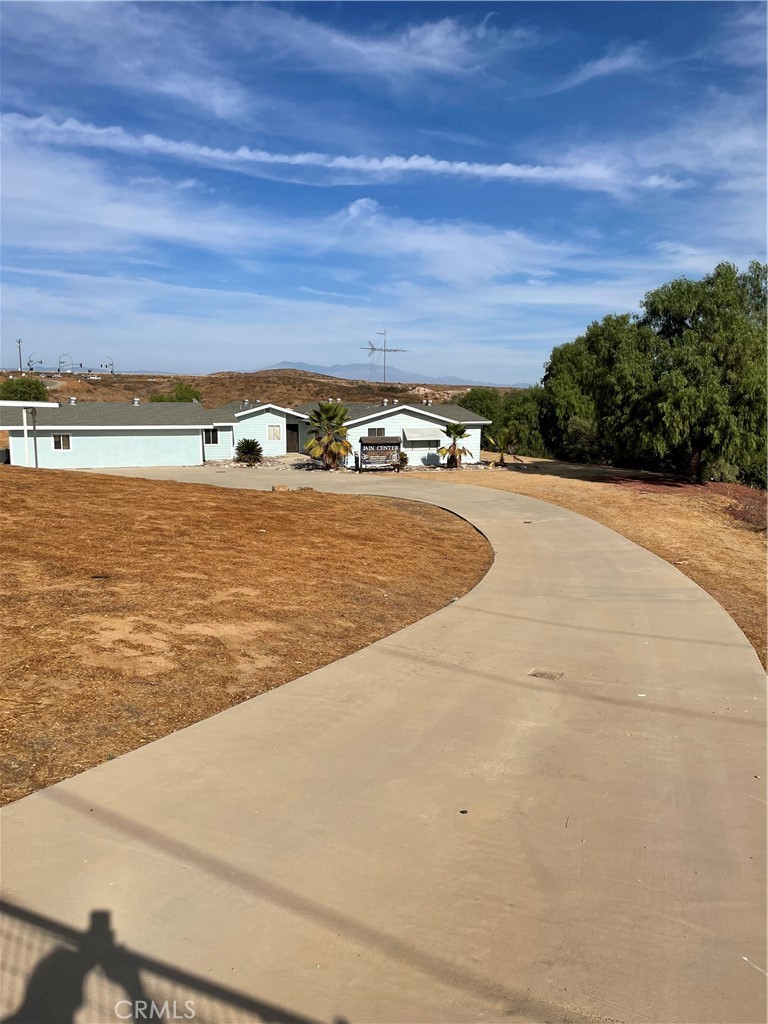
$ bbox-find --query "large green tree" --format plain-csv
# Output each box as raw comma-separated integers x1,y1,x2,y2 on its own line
638,261,767,482
539,335,597,457
502,387,549,458
0,377,49,402
538,261,767,484
461,388,503,435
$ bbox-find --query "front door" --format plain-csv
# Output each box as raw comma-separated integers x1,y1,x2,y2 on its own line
286,423,299,453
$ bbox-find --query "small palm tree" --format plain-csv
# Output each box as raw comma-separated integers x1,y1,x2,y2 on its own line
235,438,263,465
438,422,473,469
486,426,514,467
304,401,352,470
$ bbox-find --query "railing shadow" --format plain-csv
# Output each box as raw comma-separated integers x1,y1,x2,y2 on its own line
0,900,330,1024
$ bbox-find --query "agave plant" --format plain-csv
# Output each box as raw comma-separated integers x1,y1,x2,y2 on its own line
438,422,473,469
485,425,514,467
304,401,353,470
234,438,264,466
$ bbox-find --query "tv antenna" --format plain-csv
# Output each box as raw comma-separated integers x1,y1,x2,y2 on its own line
361,330,407,385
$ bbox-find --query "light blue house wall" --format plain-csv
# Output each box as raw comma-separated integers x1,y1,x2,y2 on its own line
344,409,483,468
232,408,288,457
203,426,234,461
8,428,203,469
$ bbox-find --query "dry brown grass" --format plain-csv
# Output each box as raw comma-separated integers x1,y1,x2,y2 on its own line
412,458,767,669
0,468,492,804
0,368,484,410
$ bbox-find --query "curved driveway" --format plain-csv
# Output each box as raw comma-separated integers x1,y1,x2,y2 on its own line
1,469,765,1024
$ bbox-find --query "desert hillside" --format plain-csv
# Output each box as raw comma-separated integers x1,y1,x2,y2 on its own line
1,368,499,408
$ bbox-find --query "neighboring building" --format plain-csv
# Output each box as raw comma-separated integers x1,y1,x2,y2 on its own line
294,399,491,467
0,396,490,469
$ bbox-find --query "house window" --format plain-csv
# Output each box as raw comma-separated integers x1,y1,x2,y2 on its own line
268,424,281,441
203,428,219,445
52,434,71,451
370,427,386,437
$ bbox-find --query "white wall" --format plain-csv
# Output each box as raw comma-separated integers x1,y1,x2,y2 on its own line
343,408,483,467
232,409,287,456
9,428,203,469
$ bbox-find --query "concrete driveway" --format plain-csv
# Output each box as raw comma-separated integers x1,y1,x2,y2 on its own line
1,467,765,1024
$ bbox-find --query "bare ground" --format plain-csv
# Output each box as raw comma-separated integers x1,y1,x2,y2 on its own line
412,455,767,668
0,468,492,804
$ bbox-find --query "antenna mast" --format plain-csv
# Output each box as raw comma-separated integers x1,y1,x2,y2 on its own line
360,330,408,385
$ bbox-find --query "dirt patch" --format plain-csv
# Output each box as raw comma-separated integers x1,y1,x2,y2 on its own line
412,457,767,668
0,468,492,804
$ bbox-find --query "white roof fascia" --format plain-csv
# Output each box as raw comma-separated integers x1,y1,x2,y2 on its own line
2,424,205,432
0,400,61,408
346,404,491,427
234,404,308,420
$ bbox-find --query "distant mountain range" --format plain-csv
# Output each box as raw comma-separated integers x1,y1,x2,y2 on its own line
264,361,528,388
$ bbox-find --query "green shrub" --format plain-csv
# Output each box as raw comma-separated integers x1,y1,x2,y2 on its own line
235,438,263,465
0,377,49,401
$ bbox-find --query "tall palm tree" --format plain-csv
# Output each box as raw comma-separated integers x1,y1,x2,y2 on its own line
438,422,473,469
304,401,353,470
486,425,514,467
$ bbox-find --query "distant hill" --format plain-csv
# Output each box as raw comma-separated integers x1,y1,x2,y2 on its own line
264,360,526,388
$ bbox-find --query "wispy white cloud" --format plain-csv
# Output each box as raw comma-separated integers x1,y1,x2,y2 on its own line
707,4,767,69
225,5,535,81
545,44,650,93
2,113,691,196
0,2,252,119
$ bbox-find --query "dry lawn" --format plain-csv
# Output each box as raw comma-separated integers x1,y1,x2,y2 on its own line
0,468,492,804
413,457,767,668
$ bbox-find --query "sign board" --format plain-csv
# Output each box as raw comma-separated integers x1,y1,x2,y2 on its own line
359,436,401,472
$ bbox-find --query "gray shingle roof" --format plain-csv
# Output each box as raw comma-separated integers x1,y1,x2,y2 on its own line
294,401,490,424
0,398,489,429
0,401,220,428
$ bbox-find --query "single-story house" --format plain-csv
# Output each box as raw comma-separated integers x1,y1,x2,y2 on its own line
0,396,490,469
293,399,490,467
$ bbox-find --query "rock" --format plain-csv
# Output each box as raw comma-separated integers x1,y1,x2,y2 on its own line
297,487,315,492
272,484,290,492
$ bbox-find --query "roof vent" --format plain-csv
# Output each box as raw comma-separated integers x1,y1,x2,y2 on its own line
241,399,250,408
132,397,140,406
428,399,433,406
392,399,398,405
422,399,428,405
382,398,388,406
336,397,341,402
68,396,77,405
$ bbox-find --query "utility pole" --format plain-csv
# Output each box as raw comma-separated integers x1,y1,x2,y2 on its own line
360,330,408,385
15,338,22,372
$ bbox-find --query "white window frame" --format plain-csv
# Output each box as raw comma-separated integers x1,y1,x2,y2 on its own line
52,434,71,451
268,424,281,441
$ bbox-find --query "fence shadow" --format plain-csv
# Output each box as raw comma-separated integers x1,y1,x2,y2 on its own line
0,900,329,1024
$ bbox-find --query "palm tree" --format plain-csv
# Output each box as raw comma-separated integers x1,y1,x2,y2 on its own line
304,401,353,470
486,425,514,467
438,422,473,469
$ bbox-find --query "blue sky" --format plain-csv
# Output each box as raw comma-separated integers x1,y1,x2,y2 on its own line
1,2,765,383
